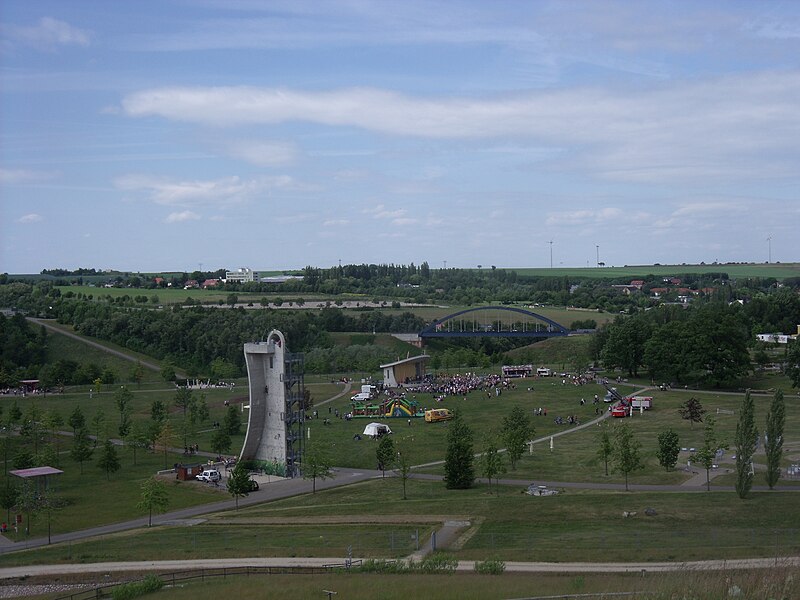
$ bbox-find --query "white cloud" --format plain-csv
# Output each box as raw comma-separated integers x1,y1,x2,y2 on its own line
227,140,297,166
323,219,349,227
364,204,407,220
6,17,90,50
0,168,56,184
165,211,201,223
121,71,800,183
17,213,43,224
114,174,298,208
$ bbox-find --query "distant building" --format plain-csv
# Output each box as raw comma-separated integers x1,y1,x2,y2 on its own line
757,326,799,345
202,279,220,288
380,355,430,388
225,267,258,283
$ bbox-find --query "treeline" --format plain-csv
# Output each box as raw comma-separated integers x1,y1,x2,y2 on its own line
51,300,424,377
0,313,47,386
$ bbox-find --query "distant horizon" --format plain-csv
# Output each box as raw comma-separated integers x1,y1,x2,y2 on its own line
10,260,799,278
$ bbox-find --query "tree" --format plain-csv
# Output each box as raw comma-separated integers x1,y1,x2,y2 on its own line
154,421,175,470
130,361,145,388
444,411,475,489
67,405,85,435
597,425,613,476
501,405,533,471
150,399,167,423
210,429,232,457
223,404,241,436
376,435,395,478
7,400,22,428
226,463,252,510
480,433,505,495
160,363,177,382
114,385,133,438
734,390,758,499
90,409,106,446
137,476,169,527
70,428,93,474
764,389,785,489
125,420,150,466
788,338,800,389
302,441,333,494
691,415,727,491
97,439,121,480
678,397,706,428
174,387,194,417
612,423,642,491
394,438,413,500
656,428,680,471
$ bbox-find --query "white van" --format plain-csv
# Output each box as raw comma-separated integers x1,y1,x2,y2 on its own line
536,367,552,377
196,469,221,483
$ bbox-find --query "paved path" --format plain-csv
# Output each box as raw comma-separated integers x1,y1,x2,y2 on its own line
27,318,168,374
1,555,797,580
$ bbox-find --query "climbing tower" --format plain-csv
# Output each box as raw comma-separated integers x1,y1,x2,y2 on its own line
241,330,305,476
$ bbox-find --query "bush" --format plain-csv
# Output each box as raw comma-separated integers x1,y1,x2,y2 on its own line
474,558,506,575
359,559,409,574
111,575,163,600
418,553,458,574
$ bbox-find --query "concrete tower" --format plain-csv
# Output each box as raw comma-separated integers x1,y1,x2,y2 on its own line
241,330,304,476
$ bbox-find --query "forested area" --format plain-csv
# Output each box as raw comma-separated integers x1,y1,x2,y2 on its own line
592,288,800,387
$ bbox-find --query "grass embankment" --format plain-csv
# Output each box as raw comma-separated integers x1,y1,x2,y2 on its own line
109,568,800,600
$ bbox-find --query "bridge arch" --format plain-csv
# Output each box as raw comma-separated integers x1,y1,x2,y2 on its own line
419,305,571,339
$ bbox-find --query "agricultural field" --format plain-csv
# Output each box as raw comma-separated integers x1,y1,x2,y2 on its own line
510,262,800,280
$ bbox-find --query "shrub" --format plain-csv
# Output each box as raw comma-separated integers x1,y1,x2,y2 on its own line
418,553,458,574
111,575,163,600
474,558,506,575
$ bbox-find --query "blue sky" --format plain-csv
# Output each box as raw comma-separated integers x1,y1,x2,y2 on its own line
1,1,799,274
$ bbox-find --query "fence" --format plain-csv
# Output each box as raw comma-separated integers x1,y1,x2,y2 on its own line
53,563,362,600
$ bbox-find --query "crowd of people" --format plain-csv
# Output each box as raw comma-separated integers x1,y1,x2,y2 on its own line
409,372,517,401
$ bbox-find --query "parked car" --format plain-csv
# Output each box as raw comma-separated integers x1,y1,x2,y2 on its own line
196,469,221,483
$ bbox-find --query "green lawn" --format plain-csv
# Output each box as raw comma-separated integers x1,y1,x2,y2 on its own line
106,569,800,600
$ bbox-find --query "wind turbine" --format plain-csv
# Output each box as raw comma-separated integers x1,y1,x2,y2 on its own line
767,236,772,263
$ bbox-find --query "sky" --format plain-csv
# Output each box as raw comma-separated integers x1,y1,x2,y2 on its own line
1,1,799,274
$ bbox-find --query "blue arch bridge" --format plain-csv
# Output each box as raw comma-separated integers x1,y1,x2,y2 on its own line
419,305,573,340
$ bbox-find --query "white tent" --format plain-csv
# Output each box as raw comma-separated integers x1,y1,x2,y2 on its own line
362,422,392,439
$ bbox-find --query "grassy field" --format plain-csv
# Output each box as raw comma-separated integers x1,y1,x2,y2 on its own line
5,477,798,567
510,262,800,280
109,568,800,600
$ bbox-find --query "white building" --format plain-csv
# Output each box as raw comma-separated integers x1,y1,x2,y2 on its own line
225,267,257,283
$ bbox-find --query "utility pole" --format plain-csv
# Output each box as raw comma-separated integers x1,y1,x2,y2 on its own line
549,240,553,269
